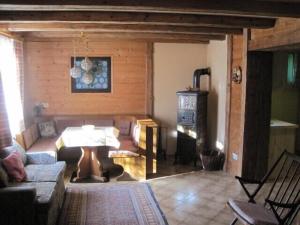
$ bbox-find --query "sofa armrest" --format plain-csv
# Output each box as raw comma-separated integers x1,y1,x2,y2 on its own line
26,151,57,164
0,187,36,225
0,186,36,203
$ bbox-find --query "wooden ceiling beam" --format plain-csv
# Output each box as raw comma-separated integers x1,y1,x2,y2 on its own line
0,23,243,35
23,37,210,44
0,11,276,29
21,31,226,42
0,0,299,18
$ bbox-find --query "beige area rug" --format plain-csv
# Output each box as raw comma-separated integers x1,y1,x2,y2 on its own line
58,183,168,225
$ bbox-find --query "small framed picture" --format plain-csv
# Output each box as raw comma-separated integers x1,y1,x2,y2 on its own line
71,57,111,93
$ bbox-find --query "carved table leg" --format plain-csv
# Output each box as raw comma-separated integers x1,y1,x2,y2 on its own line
73,147,107,182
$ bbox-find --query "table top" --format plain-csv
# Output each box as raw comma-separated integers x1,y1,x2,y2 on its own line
56,126,120,148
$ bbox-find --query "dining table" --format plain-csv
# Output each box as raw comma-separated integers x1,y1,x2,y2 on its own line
56,126,121,182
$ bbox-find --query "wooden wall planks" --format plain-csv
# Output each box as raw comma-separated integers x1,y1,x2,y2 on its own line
249,18,300,51
24,40,150,125
226,34,245,176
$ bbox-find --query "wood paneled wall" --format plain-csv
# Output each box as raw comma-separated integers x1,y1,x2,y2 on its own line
24,40,150,124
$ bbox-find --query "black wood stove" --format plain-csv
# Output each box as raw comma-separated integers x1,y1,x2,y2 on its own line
175,68,210,165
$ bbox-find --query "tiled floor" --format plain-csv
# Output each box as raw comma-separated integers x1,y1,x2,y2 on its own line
65,157,299,225
147,171,245,225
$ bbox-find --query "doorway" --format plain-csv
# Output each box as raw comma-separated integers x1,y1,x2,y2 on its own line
269,52,300,171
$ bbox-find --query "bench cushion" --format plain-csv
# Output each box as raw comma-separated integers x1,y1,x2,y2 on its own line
118,136,138,152
23,124,40,149
55,119,84,134
27,137,58,153
25,161,66,182
116,120,131,136
84,119,114,127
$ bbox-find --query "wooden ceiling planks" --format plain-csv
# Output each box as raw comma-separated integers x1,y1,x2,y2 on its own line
0,11,276,29
0,0,296,43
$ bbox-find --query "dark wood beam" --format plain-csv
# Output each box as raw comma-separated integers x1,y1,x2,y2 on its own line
21,31,225,42
0,0,299,18
24,37,210,44
0,23,243,35
0,11,276,29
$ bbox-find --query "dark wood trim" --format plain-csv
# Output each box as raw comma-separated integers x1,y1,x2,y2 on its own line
224,35,232,172
239,29,249,176
242,51,273,180
0,0,299,18
146,42,154,117
21,32,223,43
22,37,210,44
0,23,243,35
0,11,276,29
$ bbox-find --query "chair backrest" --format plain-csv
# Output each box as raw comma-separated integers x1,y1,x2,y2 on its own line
262,151,300,224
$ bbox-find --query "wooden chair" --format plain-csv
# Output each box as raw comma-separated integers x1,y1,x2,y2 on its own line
228,150,300,225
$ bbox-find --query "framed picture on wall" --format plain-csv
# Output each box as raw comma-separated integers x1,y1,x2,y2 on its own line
71,57,111,93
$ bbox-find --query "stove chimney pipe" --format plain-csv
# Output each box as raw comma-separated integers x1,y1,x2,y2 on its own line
193,68,211,89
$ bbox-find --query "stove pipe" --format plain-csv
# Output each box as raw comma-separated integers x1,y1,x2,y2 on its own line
193,68,211,89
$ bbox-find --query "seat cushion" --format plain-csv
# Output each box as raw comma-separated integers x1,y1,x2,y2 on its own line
118,136,138,152
27,137,58,152
228,199,279,225
25,161,66,182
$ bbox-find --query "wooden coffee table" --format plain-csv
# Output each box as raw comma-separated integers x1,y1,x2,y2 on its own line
57,126,120,182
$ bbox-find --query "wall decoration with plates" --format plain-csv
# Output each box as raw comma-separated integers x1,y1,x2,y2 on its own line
71,57,111,93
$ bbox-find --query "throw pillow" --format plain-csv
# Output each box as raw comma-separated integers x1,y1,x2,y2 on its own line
3,141,27,165
2,152,26,182
0,161,8,187
38,120,57,137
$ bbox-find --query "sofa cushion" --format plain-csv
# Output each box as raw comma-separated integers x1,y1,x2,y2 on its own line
27,137,58,153
2,141,27,165
38,121,57,138
0,161,8,187
56,119,84,134
2,152,26,182
84,119,114,127
26,151,57,165
25,161,66,182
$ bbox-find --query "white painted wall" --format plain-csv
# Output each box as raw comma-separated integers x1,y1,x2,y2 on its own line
207,40,228,151
153,43,207,154
153,41,227,155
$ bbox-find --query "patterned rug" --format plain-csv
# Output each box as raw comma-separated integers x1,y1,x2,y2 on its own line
58,183,168,225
